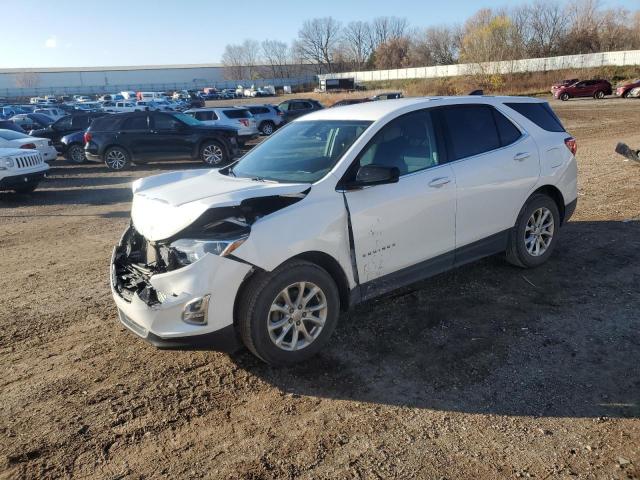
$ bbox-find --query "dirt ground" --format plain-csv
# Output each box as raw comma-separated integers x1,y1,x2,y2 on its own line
1,97,639,479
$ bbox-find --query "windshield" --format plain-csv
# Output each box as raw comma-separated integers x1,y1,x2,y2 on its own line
172,112,201,126
0,129,28,140
230,120,371,183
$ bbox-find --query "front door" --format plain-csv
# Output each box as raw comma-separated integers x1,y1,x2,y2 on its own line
149,113,192,159
343,109,456,297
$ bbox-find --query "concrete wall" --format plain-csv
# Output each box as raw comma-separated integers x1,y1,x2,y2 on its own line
318,50,640,84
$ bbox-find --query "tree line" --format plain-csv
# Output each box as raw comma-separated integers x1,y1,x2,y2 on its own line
221,0,640,80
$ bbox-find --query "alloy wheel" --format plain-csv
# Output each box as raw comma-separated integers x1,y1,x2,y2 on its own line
203,144,223,165
262,123,274,135
105,149,126,169
524,207,554,257
69,145,85,163
267,281,328,351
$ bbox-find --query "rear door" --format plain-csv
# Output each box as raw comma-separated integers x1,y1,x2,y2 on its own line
343,109,456,294
119,114,152,159
439,104,539,258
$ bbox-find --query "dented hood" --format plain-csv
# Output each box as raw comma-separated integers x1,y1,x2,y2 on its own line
130,169,308,241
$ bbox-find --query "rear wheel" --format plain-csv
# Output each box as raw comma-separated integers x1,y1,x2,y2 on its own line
66,143,86,164
594,90,605,99
104,147,130,170
260,121,275,136
621,90,630,98
560,93,570,101
200,141,227,166
237,260,340,365
506,194,560,268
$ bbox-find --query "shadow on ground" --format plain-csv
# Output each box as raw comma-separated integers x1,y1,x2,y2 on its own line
232,220,640,419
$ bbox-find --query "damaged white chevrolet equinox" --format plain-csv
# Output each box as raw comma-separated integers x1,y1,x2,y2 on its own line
112,96,577,365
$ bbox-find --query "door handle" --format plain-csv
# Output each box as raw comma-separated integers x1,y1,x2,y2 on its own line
514,152,531,161
428,177,451,188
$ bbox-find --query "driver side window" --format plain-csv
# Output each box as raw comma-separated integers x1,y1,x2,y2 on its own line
357,110,439,176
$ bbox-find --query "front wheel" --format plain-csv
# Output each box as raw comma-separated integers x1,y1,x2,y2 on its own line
506,194,560,268
560,93,570,101
237,260,340,365
260,121,275,136
104,146,130,170
200,141,227,166
66,143,86,164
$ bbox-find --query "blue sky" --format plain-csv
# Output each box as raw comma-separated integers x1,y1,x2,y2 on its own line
0,0,634,68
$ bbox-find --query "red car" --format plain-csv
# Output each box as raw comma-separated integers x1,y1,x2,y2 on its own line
615,79,640,98
551,78,579,95
554,79,612,101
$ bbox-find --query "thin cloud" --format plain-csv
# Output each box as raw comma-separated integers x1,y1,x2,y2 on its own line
44,36,57,48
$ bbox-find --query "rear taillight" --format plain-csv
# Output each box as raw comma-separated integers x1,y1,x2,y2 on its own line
20,143,36,149
564,137,577,156
277,110,284,116
239,119,249,127
84,132,92,143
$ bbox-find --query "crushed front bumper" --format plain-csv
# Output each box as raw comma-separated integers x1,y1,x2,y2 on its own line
111,227,253,350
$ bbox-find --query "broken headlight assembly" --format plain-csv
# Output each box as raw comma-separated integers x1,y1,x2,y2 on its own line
170,235,248,266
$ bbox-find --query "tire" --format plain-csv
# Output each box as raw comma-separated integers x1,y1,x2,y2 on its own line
200,140,227,166
621,91,630,99
560,93,570,101
506,193,560,269
260,121,275,136
104,146,130,170
13,183,38,194
237,260,340,366
65,143,86,164
594,90,605,99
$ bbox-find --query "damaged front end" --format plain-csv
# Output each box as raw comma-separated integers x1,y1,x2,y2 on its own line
112,191,307,307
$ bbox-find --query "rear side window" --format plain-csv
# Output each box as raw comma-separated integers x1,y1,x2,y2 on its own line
505,102,565,132
440,105,500,160
192,111,217,121
122,116,149,130
71,116,89,129
224,109,250,119
492,109,522,146
249,107,269,114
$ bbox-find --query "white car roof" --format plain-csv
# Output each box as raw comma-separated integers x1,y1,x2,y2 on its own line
300,95,546,122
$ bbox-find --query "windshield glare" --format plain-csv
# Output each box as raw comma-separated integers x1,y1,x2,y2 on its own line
230,120,372,183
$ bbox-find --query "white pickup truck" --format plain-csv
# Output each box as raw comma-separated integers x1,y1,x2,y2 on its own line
103,101,145,113
0,148,49,193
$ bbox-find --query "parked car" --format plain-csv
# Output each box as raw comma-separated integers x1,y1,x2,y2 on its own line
240,104,284,135
184,107,259,144
33,107,66,120
330,98,372,108
59,131,87,163
0,120,26,133
110,96,577,364
0,129,58,163
103,101,144,113
627,86,640,98
553,79,612,100
0,147,49,193
9,113,54,131
84,111,240,169
277,99,324,122
75,96,92,103
370,92,403,101
550,78,579,95
74,102,102,112
29,112,106,153
615,79,640,98
0,106,17,119
99,94,125,102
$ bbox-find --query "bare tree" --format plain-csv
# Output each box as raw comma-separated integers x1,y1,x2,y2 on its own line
262,40,291,78
563,0,603,53
242,39,261,80
221,44,246,80
412,25,460,66
14,71,41,89
374,37,411,69
296,17,342,73
524,1,568,57
370,16,409,50
342,21,373,70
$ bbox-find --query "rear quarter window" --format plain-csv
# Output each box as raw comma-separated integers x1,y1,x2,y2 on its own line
505,103,565,133
224,109,250,119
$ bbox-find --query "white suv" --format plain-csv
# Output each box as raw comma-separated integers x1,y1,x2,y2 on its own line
111,96,577,365
0,148,49,193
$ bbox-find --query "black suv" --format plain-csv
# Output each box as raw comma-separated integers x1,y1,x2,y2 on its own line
84,111,239,170
277,99,323,122
30,112,107,154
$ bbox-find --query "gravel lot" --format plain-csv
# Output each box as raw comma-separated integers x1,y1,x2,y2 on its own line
1,97,639,479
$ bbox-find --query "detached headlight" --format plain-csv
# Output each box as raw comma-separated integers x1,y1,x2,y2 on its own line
0,157,14,170
170,236,248,266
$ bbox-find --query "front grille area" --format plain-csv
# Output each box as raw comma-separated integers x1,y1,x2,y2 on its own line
118,309,148,338
15,153,43,169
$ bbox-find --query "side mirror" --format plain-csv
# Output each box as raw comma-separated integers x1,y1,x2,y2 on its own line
346,164,400,189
